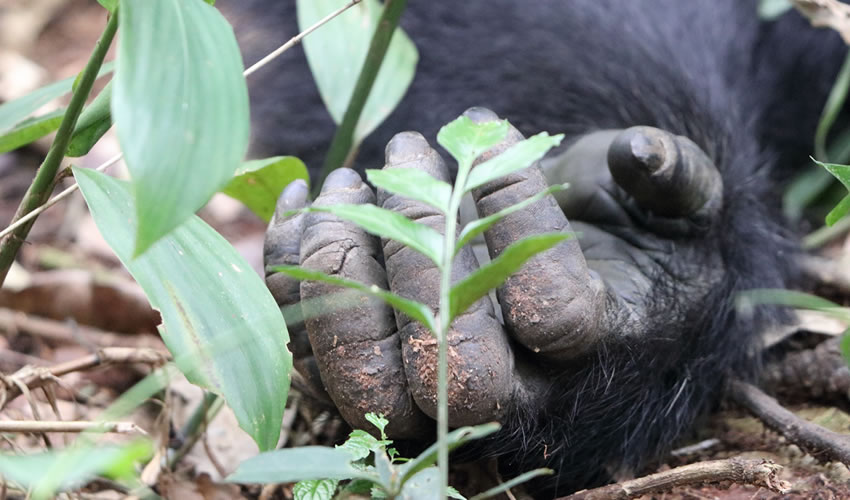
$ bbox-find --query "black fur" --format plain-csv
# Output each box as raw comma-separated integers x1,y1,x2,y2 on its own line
223,1,846,495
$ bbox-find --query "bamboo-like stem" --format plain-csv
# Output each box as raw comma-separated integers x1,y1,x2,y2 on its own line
315,0,408,194
0,11,119,287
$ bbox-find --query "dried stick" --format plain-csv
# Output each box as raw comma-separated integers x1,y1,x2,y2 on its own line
0,307,165,350
560,457,789,500
730,380,850,465
0,347,169,409
0,420,144,434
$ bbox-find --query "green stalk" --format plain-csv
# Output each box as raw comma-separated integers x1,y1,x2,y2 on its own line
815,49,850,161
0,11,118,286
315,0,408,195
436,160,474,499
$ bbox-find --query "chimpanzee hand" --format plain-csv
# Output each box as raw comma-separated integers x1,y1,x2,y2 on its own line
263,107,726,437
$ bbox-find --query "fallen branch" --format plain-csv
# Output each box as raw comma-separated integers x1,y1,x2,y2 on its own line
559,457,789,500
730,380,850,465
0,420,144,434
0,347,169,409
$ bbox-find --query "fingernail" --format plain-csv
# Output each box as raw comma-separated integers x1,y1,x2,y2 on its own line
385,131,430,164
609,127,668,174
322,168,363,193
463,107,499,123
276,179,308,218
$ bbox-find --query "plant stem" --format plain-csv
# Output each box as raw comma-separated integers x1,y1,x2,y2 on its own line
803,213,850,248
436,162,474,499
315,0,408,196
0,11,118,287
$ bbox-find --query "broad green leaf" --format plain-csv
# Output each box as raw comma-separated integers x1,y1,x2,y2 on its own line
399,467,442,500
272,265,436,332
0,441,151,499
827,193,850,226
97,0,117,11
227,446,379,483
74,168,290,452
67,81,113,157
367,168,452,213
0,62,113,136
297,0,418,142
222,157,309,222
338,430,390,460
455,184,569,254
450,234,570,319
437,116,509,167
114,0,250,255
399,423,500,484
464,133,564,193
0,109,64,154
293,479,340,500
758,0,792,19
469,469,552,500
306,204,444,264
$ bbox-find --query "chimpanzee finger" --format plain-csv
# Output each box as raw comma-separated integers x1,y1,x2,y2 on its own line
378,132,515,425
607,126,723,221
264,180,329,402
299,168,432,437
467,107,617,360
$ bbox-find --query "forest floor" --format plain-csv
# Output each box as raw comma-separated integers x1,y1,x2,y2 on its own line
0,1,849,499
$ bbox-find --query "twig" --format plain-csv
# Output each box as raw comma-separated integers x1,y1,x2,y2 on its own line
559,457,789,500
0,307,165,350
0,12,119,287
0,420,144,434
316,0,409,191
0,154,122,241
0,347,169,410
243,0,362,77
730,379,850,464
167,392,223,469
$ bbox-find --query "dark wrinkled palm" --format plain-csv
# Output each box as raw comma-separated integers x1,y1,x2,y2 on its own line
264,108,726,437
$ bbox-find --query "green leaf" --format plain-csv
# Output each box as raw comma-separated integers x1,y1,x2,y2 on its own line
399,467,440,500
816,159,850,190
0,441,151,499
366,168,452,213
338,430,391,460
737,288,850,323
227,446,379,484
0,109,64,154
272,265,436,332
464,133,564,193
114,0,250,256
293,479,339,500
306,204,444,264
221,157,309,222
758,0,792,20
455,183,568,254
366,412,390,440
399,423,500,485
74,168,290,452
437,116,509,167
297,0,418,142
469,469,552,500
841,329,850,366
450,234,570,319
0,62,113,136
67,80,113,157
827,193,850,226
97,0,117,11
